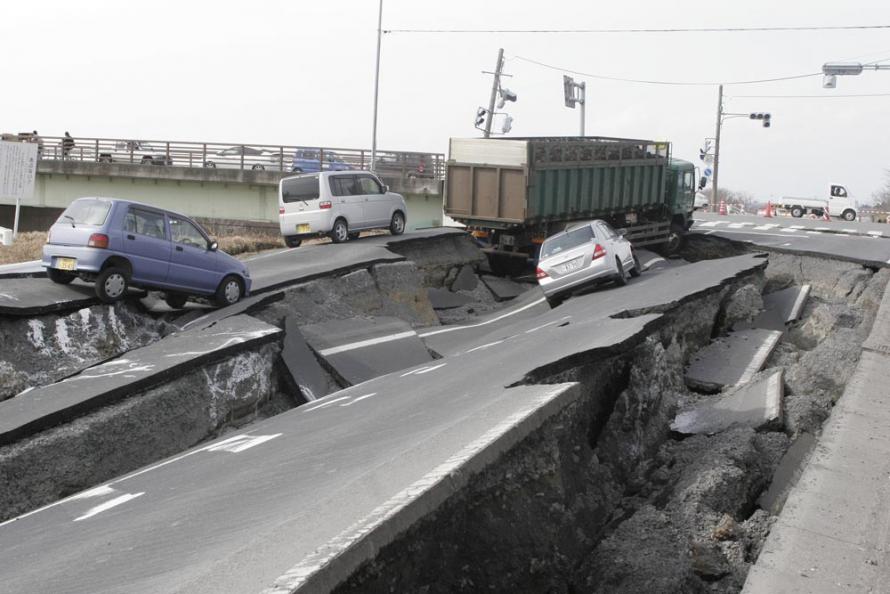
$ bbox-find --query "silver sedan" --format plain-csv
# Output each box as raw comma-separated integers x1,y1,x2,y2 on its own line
536,219,640,305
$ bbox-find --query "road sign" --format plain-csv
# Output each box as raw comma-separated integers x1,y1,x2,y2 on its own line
0,141,39,239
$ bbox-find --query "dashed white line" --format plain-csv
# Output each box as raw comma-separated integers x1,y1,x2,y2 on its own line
842,228,857,234
318,331,417,356
304,396,352,412
418,297,547,338
780,228,797,233
339,393,377,407
789,225,805,230
524,316,571,334
466,340,504,353
74,492,144,522
400,363,447,377
868,231,884,237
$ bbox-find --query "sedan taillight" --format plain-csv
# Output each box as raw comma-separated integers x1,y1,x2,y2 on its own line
88,233,109,248
592,244,606,260
319,201,332,209
536,267,548,279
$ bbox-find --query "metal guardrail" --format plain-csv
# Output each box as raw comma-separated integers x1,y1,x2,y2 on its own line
2,133,445,180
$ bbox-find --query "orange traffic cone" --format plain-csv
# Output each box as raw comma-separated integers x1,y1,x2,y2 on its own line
719,200,727,216
765,201,773,218
823,206,831,221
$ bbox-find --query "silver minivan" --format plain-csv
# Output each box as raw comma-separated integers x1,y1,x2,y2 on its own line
278,171,407,247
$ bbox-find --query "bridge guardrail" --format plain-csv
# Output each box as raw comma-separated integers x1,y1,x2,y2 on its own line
3,133,444,181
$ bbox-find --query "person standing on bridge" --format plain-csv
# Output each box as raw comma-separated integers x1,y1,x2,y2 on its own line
62,131,75,158
32,130,44,158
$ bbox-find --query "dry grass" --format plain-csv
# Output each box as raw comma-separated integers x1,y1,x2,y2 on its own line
0,230,285,265
0,231,47,264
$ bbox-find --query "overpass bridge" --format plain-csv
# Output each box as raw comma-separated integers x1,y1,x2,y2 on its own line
0,134,446,234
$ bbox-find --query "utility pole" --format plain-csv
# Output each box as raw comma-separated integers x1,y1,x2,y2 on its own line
370,0,384,171
712,84,723,213
484,48,505,138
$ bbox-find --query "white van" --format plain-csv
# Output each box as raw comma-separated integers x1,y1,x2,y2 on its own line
278,171,408,247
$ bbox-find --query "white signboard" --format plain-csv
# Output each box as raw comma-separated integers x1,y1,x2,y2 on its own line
0,141,38,200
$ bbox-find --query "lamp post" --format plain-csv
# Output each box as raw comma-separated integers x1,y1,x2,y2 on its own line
370,0,384,172
822,61,890,88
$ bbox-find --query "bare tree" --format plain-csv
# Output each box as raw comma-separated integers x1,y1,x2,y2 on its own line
872,170,890,211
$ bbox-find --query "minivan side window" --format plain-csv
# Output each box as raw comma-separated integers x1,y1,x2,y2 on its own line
170,217,208,248
329,175,357,197
125,208,167,239
281,175,320,203
356,175,384,195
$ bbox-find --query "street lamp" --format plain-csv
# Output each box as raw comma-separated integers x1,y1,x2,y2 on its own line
822,61,890,88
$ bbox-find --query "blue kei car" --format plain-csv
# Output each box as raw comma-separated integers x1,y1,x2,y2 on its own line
291,149,352,173
42,197,251,307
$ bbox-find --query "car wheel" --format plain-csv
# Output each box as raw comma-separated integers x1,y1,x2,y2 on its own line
284,236,302,248
292,167,304,173
251,164,265,171
204,161,216,168
47,268,75,285
95,266,129,303
348,231,360,240
629,252,641,278
790,206,804,218
330,219,349,243
215,275,243,307
390,211,406,236
165,292,188,309
615,257,628,286
842,209,856,221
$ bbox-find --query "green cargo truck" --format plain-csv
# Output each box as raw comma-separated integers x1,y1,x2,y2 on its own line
444,136,696,271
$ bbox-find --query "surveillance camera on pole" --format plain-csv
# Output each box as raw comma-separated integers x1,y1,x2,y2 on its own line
502,115,513,134
497,87,517,109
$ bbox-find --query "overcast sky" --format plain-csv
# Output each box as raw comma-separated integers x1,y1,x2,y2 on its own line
3,0,889,201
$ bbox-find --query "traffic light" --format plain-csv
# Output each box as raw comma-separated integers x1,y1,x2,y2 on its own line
749,113,772,128
474,107,488,129
699,148,706,161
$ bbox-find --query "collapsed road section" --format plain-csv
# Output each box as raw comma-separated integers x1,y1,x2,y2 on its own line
0,231,887,593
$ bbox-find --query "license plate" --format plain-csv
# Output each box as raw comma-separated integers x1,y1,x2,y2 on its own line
56,257,77,271
557,258,583,274
296,224,311,233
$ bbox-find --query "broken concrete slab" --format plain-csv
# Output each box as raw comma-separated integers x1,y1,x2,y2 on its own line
427,287,474,310
0,279,99,316
672,369,784,435
480,275,527,301
0,260,45,279
450,265,478,292
282,316,331,402
301,316,433,385
763,285,811,323
167,291,285,333
686,328,783,392
0,314,281,446
757,432,817,515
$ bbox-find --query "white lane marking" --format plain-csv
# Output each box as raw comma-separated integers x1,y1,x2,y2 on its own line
735,331,783,387
806,231,823,235
318,331,417,356
788,285,811,322
815,227,830,231
708,229,811,239
74,492,144,522
418,297,547,338
782,243,792,246
789,225,805,230
305,396,352,412
466,340,504,353
243,247,299,262
868,231,884,236
697,221,720,228
780,228,797,233
339,393,377,407
842,228,856,233
70,485,116,500
643,256,666,268
524,316,571,334
0,431,283,528
205,434,282,453
400,363,447,377
753,225,773,230
705,230,715,235
728,223,746,229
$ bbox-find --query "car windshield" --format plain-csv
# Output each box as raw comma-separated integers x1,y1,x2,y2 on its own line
281,175,320,203
540,225,595,259
60,199,112,226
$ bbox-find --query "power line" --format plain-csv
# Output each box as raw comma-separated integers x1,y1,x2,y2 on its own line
384,24,890,34
729,93,890,98
512,55,821,86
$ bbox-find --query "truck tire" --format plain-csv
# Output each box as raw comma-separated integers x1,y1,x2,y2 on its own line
790,206,804,218
842,209,856,221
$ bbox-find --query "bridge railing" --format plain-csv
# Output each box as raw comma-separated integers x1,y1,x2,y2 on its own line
9,133,444,180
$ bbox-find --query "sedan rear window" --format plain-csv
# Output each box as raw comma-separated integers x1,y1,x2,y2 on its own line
281,175,320,203
540,225,595,259
59,199,112,226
